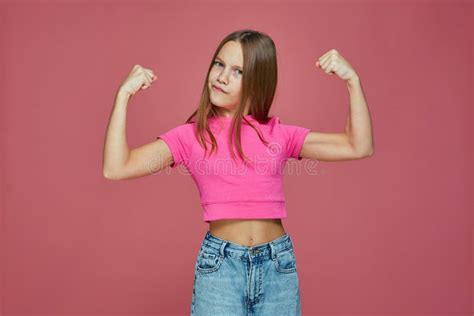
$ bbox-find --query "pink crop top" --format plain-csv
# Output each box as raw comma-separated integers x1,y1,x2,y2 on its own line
156,114,311,223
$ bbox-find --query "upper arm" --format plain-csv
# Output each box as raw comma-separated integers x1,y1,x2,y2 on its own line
106,122,193,180
108,138,174,180
299,131,365,162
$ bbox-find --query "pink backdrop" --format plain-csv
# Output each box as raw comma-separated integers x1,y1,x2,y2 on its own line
0,1,472,315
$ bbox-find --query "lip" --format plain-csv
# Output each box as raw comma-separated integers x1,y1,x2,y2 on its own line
212,85,226,93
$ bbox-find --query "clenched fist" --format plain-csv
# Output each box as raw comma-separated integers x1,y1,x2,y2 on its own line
119,64,157,97
315,49,358,82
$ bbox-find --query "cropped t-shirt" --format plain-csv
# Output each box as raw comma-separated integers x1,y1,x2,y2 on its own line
156,114,311,223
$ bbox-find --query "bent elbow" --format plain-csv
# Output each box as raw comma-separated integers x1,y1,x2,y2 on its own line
361,147,374,158
353,147,374,159
103,169,121,180
366,144,375,156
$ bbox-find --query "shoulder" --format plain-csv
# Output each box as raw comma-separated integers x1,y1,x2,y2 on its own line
265,115,311,159
162,120,196,135
258,115,281,130
264,115,300,132
157,121,198,147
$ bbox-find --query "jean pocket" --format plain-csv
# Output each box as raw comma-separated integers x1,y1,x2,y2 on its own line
196,247,224,274
273,248,297,274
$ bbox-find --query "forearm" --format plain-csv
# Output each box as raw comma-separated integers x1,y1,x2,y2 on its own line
102,90,132,178
344,76,374,156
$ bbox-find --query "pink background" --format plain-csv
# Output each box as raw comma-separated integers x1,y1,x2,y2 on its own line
0,1,472,315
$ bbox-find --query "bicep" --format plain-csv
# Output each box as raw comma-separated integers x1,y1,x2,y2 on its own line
118,138,174,180
299,131,362,162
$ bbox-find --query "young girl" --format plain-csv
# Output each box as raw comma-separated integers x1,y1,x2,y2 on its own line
103,29,373,315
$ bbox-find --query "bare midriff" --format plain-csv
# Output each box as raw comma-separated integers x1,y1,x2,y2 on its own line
209,218,286,247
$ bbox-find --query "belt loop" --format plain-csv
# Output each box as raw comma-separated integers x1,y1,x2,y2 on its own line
269,242,276,260
219,241,227,258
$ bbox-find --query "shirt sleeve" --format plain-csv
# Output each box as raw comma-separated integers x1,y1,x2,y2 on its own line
156,123,193,168
279,121,311,160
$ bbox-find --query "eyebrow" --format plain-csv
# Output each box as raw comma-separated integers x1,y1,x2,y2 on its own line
215,56,243,70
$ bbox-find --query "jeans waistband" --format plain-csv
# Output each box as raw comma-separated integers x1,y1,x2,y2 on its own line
201,230,294,260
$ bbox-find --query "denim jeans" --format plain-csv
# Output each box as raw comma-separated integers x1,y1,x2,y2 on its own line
191,230,301,315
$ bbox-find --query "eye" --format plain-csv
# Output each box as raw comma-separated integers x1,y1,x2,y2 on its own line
235,69,243,75
214,61,223,67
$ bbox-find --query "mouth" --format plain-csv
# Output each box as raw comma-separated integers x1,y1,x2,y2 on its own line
212,85,226,93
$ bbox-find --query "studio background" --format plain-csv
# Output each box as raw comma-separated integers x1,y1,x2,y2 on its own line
0,0,472,315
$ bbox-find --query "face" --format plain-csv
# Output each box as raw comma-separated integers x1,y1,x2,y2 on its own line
208,41,244,117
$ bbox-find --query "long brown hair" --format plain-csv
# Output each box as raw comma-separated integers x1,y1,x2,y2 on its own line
184,29,278,165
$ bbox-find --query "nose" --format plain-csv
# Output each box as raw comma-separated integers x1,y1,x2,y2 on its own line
217,69,229,85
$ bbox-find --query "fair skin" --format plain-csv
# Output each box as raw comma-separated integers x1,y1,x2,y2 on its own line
300,48,374,161
103,44,373,246
208,41,249,118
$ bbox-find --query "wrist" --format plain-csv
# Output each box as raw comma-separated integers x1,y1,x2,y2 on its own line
346,75,360,88
117,88,132,100
115,90,132,107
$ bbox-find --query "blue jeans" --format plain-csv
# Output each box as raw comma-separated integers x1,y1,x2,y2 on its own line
191,231,301,315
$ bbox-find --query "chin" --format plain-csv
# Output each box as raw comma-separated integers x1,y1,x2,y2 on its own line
210,102,232,112
210,103,227,109
210,94,229,107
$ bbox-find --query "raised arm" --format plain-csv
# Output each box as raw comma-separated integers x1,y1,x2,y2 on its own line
300,49,374,162
102,65,173,180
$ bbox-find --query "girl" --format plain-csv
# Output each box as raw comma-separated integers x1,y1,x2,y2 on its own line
103,29,373,315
